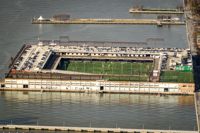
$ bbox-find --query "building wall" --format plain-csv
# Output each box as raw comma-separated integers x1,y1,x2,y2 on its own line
179,83,195,93
1,78,195,95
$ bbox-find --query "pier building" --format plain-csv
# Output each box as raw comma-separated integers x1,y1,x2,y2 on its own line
0,41,194,94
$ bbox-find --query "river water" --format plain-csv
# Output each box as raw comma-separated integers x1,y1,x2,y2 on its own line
0,0,197,131
0,92,197,131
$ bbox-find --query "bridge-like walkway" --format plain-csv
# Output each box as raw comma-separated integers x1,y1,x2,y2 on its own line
0,124,198,133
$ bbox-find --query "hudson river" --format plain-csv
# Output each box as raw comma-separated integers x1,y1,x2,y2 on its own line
0,92,197,130
0,0,197,131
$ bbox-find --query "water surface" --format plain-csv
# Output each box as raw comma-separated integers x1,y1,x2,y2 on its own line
0,92,197,130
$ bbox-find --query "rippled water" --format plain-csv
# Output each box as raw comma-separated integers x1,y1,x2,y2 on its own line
0,92,197,130
0,0,197,131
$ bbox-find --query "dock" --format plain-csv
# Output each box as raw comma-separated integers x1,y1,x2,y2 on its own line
32,18,185,25
0,124,197,133
129,7,184,14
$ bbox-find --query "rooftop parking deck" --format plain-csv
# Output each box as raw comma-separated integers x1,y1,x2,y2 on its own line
7,41,194,83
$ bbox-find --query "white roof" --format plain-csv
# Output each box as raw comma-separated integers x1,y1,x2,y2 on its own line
38,16,44,21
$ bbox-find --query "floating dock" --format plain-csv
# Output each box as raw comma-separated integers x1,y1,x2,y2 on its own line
0,124,197,133
129,7,184,14
32,18,185,25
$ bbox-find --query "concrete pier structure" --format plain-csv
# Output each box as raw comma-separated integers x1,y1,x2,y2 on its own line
0,41,194,95
32,18,185,25
129,7,184,14
0,124,197,133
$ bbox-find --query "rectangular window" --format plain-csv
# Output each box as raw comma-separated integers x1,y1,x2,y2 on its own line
100,86,104,91
23,84,29,88
164,88,169,92
1,84,5,88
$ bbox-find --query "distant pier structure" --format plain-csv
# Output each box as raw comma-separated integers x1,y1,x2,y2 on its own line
129,5,184,14
32,14,185,26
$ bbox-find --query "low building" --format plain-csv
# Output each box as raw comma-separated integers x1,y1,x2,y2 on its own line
52,14,70,21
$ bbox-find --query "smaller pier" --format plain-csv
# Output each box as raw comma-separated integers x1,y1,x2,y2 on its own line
129,6,184,14
0,124,197,133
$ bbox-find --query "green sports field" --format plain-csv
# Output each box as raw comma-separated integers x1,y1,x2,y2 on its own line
63,60,153,75
160,71,194,83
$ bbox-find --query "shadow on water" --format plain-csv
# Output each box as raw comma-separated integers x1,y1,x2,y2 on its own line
0,117,39,125
1,91,5,95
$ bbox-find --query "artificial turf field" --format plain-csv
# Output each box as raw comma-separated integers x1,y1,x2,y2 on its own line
160,71,194,83
62,60,153,76
58,60,194,83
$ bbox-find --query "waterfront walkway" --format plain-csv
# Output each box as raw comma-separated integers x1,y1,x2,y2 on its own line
0,124,198,133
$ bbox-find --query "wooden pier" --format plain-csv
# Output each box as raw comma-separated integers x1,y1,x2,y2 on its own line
129,7,184,14
32,18,185,25
0,124,198,133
